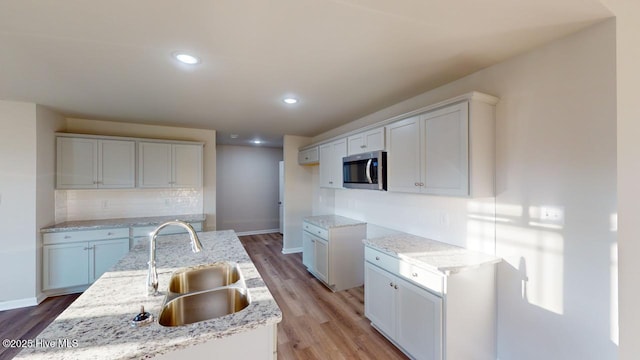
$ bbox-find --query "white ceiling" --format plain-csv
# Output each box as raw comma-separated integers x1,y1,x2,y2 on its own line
0,1,612,147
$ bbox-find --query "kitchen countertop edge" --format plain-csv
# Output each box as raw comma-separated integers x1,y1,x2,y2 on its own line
40,214,206,233
364,233,502,274
303,215,366,229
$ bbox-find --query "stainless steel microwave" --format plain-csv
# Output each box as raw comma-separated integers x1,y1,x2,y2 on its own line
342,150,387,190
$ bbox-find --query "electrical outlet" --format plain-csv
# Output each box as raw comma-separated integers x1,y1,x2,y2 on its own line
540,206,564,224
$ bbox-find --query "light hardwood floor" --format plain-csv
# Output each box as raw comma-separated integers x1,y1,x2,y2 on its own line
0,232,406,360
240,232,406,360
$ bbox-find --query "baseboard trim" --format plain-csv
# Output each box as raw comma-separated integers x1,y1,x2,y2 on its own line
282,247,303,254
0,296,39,311
235,229,280,236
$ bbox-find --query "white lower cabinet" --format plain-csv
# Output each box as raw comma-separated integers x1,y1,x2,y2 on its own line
365,262,442,360
302,230,329,283
313,237,329,283
90,239,131,283
302,219,366,291
43,229,130,292
365,245,497,360
43,242,91,290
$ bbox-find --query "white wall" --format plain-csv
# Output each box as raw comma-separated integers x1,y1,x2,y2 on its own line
35,105,66,301
0,101,37,309
216,144,282,233
282,135,313,253
601,1,640,359
312,20,617,359
63,118,217,229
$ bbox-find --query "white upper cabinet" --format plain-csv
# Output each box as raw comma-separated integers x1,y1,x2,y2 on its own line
99,140,136,188
138,142,172,188
386,95,495,197
422,103,469,196
298,146,319,165
138,142,203,188
386,116,421,193
172,144,203,187
347,127,385,155
56,137,135,189
319,138,347,189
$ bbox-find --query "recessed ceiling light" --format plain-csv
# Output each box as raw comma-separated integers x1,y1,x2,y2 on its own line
283,98,298,105
253,140,262,144
173,52,200,65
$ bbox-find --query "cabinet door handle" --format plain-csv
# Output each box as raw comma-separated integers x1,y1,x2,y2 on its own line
64,235,72,239
83,246,92,250
107,232,114,236
375,256,380,261
420,182,424,186
329,181,333,184
389,282,393,287
412,272,418,277
414,182,419,186
394,285,398,289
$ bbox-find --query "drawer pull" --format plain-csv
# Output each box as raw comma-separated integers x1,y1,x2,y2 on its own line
64,235,71,239
389,282,393,287
394,284,398,289
375,256,380,260
412,272,418,277
107,232,114,236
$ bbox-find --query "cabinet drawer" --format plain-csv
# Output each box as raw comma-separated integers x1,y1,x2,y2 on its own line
398,263,444,296
365,246,399,273
303,221,328,240
366,246,443,295
43,228,129,245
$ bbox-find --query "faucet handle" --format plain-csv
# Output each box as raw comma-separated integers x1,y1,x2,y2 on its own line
147,260,159,296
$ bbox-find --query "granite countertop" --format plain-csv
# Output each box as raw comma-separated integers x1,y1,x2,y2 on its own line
16,230,282,360
40,214,206,233
364,233,501,274
304,215,366,229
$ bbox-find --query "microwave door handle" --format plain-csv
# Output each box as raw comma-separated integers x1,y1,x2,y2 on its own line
365,159,373,183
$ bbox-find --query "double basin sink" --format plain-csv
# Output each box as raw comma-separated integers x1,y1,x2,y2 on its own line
158,261,250,327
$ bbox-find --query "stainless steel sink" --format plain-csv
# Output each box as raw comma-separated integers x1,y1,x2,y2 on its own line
158,287,250,326
168,262,241,294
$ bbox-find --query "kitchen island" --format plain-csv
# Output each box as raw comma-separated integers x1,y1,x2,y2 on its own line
16,230,282,359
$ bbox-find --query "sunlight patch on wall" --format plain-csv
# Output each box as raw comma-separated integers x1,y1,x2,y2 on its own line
466,200,497,254
497,223,564,315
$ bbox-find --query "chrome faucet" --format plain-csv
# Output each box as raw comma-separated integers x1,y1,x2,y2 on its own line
147,220,203,296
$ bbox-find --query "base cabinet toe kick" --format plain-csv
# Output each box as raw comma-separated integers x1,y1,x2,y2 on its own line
364,245,498,360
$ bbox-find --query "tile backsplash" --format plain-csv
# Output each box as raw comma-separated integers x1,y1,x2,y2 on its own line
55,188,203,222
